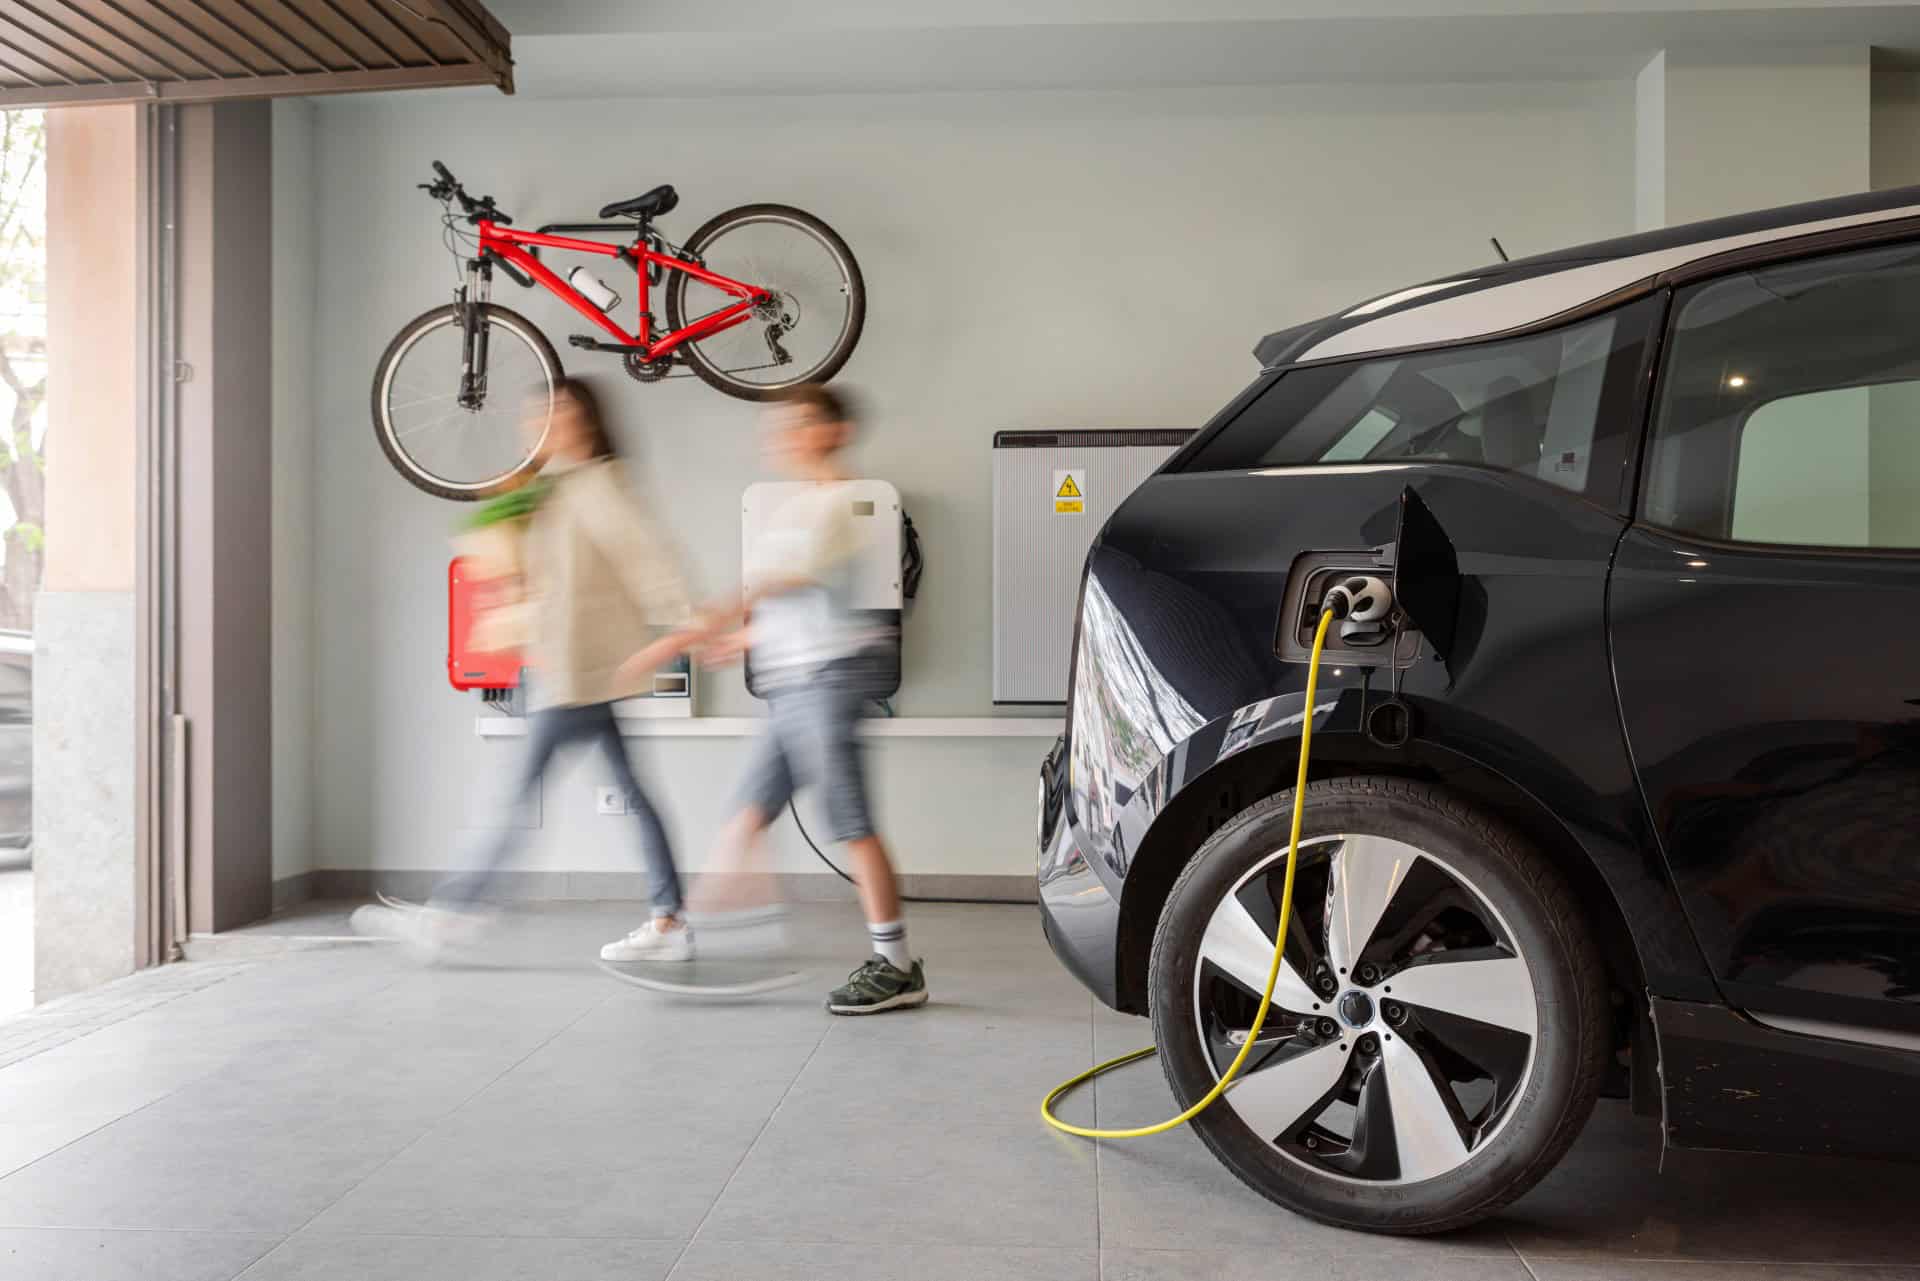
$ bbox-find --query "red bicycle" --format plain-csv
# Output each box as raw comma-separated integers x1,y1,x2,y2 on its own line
372,161,866,499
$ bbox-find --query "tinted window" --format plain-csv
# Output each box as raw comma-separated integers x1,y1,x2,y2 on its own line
1180,299,1657,503
1643,241,1920,547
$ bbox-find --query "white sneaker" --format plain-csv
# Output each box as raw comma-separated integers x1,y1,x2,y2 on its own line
350,901,491,960
349,902,416,942
600,919,696,963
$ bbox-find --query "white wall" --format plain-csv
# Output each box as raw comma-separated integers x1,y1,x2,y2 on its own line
1648,48,1870,227
272,100,317,891
303,80,1633,885
1871,69,1920,192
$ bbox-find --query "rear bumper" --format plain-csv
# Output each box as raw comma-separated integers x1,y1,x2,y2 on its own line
1038,803,1124,1010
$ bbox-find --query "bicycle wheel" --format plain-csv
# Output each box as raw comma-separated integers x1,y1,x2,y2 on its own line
664,204,865,401
371,303,563,500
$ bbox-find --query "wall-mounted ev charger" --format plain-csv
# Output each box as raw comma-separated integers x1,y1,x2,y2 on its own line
740,478,907,701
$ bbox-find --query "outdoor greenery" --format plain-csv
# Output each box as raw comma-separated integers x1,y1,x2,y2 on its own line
0,110,45,634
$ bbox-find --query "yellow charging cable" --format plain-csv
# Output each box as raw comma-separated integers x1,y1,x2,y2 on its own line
1040,607,1335,1139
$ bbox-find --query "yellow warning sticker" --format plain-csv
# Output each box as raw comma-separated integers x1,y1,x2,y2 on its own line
1054,469,1086,514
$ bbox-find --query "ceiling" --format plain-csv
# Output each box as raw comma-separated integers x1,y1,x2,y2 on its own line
0,0,512,106
481,0,1920,98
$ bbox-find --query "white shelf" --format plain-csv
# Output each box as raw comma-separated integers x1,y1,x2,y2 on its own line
475,714,1063,739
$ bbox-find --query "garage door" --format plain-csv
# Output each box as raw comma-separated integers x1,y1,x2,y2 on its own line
0,0,510,106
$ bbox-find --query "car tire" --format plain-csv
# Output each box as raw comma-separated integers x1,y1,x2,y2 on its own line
1148,776,1609,1235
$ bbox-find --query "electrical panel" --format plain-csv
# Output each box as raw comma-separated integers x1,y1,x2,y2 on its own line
992,430,1191,704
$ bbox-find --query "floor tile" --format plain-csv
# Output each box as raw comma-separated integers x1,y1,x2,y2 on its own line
300,1096,774,1239
1500,1105,1920,1265
1103,1247,1536,1281
0,1043,510,1232
0,1112,133,1181
1093,1123,1512,1257
696,1107,1099,1248
669,1241,1099,1280
0,1226,277,1281
239,1233,679,1280
777,1017,1095,1127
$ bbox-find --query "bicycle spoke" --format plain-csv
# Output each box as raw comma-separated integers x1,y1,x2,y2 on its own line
387,389,464,413
380,312,551,491
678,215,855,387
396,408,470,439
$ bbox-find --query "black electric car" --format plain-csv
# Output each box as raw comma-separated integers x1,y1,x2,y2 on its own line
1038,186,1920,1234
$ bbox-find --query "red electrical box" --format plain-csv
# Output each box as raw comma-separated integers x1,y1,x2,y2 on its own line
448,557,522,691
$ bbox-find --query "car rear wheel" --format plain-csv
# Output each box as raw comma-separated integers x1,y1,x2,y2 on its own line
1148,776,1608,1234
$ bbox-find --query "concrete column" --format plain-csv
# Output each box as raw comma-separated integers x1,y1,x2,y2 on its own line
177,102,274,934
35,106,141,1000
1635,47,1871,232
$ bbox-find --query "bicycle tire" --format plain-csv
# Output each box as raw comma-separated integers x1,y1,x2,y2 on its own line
370,303,563,501
663,204,866,401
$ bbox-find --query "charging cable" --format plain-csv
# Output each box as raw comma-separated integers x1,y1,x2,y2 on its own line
1040,604,1340,1140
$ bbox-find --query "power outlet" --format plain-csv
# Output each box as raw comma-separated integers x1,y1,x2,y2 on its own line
595,786,627,816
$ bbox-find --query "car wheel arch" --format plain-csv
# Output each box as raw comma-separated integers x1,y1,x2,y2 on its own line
1112,733,1647,1048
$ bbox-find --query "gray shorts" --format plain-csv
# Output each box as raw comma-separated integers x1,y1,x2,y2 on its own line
736,682,874,843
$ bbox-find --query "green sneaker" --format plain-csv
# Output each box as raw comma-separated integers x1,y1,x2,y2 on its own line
827,955,929,1015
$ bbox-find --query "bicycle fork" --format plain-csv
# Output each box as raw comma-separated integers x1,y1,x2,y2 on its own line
457,260,493,410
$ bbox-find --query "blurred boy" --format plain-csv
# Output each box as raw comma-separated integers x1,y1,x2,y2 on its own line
672,384,928,1013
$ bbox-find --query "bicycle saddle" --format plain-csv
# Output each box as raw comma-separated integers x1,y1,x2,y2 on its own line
599,185,679,220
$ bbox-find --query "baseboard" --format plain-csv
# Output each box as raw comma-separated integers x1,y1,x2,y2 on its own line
271,872,317,914
307,868,1034,905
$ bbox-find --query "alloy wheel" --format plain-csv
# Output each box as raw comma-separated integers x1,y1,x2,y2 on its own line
1192,833,1538,1185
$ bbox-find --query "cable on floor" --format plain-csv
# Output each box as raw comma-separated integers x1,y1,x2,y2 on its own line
787,800,1020,907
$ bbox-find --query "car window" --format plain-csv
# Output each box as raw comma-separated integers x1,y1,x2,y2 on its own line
1643,241,1920,547
1177,298,1658,504
1321,408,1400,460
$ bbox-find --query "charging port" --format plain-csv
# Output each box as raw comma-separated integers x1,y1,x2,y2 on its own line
1276,551,1423,669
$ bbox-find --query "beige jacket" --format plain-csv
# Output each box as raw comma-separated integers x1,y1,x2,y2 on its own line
525,458,692,708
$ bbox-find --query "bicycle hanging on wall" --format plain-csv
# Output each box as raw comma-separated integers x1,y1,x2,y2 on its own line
371,162,867,500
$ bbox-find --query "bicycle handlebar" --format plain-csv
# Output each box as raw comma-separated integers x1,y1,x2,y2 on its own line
421,160,511,225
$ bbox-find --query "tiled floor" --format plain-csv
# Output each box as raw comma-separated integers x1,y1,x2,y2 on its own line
1,900,1917,1280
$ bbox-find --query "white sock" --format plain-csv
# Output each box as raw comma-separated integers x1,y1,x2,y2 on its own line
867,919,910,970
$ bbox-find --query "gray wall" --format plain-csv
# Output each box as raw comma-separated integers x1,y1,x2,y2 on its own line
299,80,1635,886
272,100,318,898
34,593,135,996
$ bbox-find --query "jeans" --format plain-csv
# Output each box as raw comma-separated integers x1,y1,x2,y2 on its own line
435,700,684,916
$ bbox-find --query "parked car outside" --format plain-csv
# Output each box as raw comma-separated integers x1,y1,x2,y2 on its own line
0,629,31,856
1039,186,1920,1233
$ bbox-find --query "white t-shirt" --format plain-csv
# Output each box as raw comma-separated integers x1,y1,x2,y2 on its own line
745,481,870,681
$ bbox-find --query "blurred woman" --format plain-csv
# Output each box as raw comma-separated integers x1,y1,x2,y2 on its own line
357,376,702,960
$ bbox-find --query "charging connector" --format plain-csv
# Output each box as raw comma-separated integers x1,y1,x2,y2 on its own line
1321,574,1394,646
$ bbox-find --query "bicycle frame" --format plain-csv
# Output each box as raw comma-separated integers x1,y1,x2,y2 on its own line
476,220,770,360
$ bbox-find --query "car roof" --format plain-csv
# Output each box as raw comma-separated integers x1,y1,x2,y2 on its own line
1256,184,1920,368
